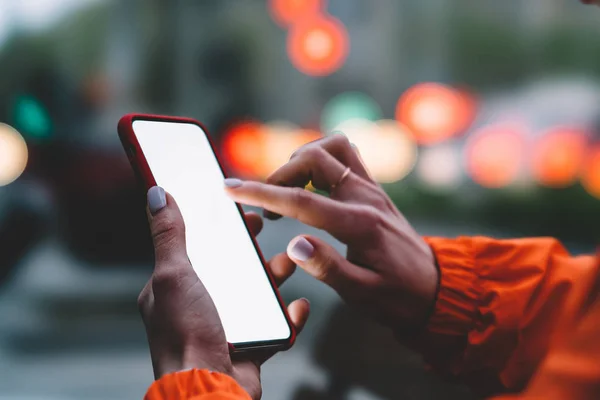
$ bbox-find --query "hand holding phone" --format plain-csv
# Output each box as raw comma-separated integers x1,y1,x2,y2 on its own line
139,185,309,398
118,114,299,353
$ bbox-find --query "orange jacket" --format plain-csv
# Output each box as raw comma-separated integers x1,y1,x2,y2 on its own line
144,237,600,400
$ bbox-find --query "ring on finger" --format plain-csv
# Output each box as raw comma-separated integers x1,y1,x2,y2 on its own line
331,167,351,192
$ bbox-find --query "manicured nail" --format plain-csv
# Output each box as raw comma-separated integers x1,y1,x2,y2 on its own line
224,178,243,188
288,237,314,262
148,186,166,215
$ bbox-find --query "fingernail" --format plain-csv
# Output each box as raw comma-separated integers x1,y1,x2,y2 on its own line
288,237,314,262
148,186,166,215
224,178,243,188
301,297,310,307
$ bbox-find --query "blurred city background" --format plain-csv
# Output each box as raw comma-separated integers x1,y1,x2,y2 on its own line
1,0,600,399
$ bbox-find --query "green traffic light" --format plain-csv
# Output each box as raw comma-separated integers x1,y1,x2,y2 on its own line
13,95,52,140
321,91,383,133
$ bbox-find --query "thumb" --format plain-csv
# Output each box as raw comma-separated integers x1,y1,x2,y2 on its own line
147,186,188,266
286,235,379,299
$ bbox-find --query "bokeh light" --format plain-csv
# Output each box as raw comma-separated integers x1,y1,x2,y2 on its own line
0,123,29,186
417,144,462,190
465,124,526,188
321,91,383,134
581,146,600,199
12,95,52,140
396,83,476,145
287,14,349,76
261,121,322,176
334,119,417,183
221,121,267,177
222,120,322,179
268,0,324,27
531,127,588,188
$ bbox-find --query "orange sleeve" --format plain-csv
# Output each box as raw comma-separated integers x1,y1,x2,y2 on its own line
491,263,600,400
417,236,598,395
144,369,251,400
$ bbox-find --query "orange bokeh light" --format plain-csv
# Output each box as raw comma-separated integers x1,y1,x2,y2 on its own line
261,123,321,176
221,121,267,177
268,0,324,27
222,121,322,179
582,146,600,199
531,128,588,188
466,124,526,188
396,83,476,145
287,15,349,76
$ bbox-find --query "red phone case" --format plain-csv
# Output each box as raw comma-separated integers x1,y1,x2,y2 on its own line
118,113,296,353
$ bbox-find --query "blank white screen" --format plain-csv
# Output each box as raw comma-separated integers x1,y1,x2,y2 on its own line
133,120,291,344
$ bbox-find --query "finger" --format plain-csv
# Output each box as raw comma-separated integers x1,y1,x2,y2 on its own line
287,235,380,300
243,298,311,366
264,135,368,220
268,146,353,193
287,298,310,334
268,252,296,286
137,279,154,321
290,134,372,182
350,144,376,182
224,180,360,243
244,211,263,236
146,186,189,268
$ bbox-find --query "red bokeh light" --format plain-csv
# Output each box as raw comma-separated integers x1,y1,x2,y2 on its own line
287,15,349,76
466,124,526,188
221,121,267,177
222,122,323,179
396,83,476,145
531,128,588,188
268,0,324,27
582,146,600,199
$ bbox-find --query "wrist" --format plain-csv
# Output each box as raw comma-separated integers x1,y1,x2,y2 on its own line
394,243,440,341
182,344,233,376
153,345,233,380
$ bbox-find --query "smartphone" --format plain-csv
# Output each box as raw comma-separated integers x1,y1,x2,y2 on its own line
118,114,295,352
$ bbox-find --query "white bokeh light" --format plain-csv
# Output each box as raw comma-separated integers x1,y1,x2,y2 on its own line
334,119,418,184
417,144,462,190
0,123,28,186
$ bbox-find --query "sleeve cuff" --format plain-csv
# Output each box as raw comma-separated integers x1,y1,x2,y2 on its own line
415,236,482,374
424,236,481,337
144,369,251,400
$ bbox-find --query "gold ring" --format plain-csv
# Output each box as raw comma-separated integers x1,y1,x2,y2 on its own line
331,167,351,191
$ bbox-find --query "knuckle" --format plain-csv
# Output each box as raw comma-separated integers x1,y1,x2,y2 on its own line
313,253,337,283
291,186,310,206
152,216,184,248
354,205,386,239
369,191,390,211
330,133,351,148
304,146,327,162
151,268,181,292
290,187,312,220
290,142,312,160
137,291,148,312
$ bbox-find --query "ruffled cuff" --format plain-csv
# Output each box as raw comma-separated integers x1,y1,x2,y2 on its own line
416,236,482,374
145,369,251,400
424,236,481,336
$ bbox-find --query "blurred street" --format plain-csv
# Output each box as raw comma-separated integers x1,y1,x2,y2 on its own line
1,0,600,399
